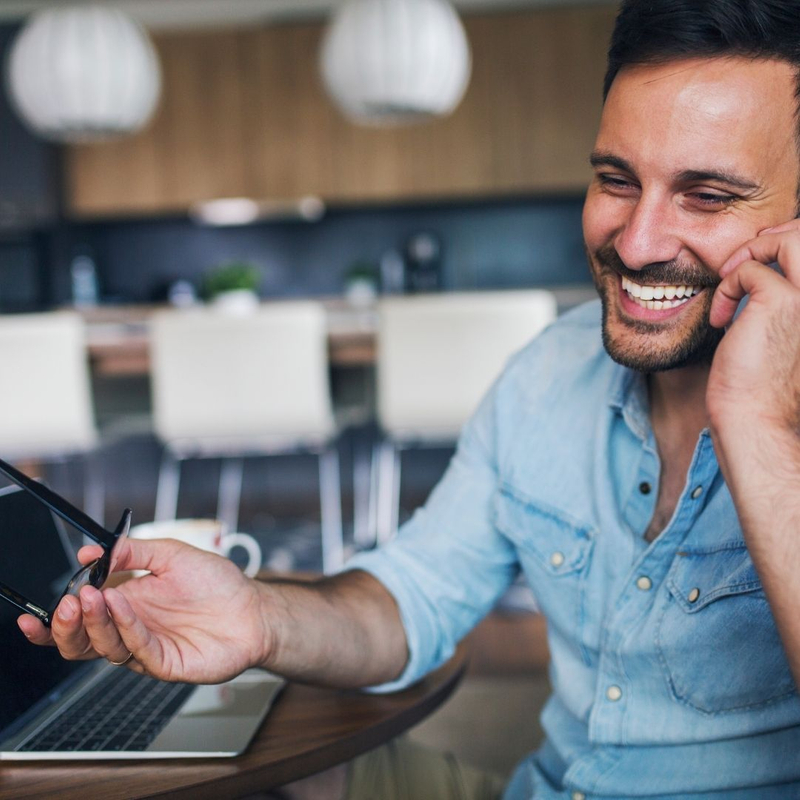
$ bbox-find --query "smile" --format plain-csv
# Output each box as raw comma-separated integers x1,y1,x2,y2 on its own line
620,276,703,310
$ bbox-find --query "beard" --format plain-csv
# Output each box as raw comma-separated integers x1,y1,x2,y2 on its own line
589,244,724,372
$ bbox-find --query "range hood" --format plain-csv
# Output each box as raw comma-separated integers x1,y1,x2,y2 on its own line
190,196,326,226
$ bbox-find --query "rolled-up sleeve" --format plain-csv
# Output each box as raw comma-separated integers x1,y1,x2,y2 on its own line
343,379,519,693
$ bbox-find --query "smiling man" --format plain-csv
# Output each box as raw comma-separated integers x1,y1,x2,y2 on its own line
587,56,798,373
18,1,800,798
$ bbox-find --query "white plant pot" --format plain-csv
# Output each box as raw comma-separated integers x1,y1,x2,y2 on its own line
211,289,260,314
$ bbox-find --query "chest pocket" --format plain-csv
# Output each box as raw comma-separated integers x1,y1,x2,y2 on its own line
493,483,595,659
656,546,797,714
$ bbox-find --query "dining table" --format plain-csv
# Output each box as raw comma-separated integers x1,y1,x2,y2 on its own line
0,642,468,799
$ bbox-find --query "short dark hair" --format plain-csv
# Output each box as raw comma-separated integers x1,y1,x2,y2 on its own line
604,0,800,102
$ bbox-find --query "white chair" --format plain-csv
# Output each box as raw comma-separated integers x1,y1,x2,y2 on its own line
0,311,103,521
370,290,557,543
149,302,344,573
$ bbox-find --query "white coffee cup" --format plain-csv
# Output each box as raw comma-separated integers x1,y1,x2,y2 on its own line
128,519,262,577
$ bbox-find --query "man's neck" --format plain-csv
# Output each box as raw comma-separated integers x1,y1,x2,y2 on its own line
641,365,711,542
647,364,711,443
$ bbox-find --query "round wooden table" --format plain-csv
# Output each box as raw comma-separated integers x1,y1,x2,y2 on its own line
0,644,468,799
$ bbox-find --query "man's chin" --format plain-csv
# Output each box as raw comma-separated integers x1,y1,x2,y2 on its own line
600,301,723,373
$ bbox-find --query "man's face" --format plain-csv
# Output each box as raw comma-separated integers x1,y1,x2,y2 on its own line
583,57,800,372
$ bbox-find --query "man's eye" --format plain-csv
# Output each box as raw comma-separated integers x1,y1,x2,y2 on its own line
689,192,738,207
597,174,637,191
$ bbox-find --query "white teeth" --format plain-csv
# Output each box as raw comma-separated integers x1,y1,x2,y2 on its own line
621,276,701,310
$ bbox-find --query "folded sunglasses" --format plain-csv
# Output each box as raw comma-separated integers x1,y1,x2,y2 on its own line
0,456,131,627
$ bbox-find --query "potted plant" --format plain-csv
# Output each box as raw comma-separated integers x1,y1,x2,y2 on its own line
203,261,261,313
343,260,379,307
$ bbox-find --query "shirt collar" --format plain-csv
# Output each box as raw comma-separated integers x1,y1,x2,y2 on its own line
608,363,651,442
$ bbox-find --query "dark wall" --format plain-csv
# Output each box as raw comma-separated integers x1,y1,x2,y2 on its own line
53,195,590,304
0,24,59,231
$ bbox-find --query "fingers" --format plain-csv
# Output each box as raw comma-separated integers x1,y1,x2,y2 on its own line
26,585,157,674
70,585,135,666
49,593,98,660
104,588,162,672
77,544,104,565
710,259,785,328
109,537,167,575
17,612,54,645
759,219,800,237
720,229,800,283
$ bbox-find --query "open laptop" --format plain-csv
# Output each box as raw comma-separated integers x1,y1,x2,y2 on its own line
0,485,284,760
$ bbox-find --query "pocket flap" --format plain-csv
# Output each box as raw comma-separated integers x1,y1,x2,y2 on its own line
666,546,762,612
493,483,593,576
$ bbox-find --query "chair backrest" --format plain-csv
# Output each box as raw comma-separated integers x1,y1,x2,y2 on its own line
150,302,335,445
0,311,97,459
377,290,557,439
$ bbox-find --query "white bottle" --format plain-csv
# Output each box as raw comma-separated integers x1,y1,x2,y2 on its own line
70,253,99,307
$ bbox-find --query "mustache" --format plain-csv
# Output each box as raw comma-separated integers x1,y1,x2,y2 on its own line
594,245,719,287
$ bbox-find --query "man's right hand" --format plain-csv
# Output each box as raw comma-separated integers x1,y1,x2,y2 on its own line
17,538,274,685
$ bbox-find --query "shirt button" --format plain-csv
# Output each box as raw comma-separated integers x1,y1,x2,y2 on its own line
688,587,700,603
639,481,652,495
550,551,565,567
606,685,622,701
636,576,652,591
691,485,703,499
572,792,587,800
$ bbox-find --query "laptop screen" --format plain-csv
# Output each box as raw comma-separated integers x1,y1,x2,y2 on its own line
0,486,88,740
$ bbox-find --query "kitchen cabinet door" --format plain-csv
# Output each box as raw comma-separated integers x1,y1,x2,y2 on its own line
64,29,251,217
63,6,616,217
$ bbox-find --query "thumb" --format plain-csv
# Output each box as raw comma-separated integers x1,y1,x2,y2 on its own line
105,537,175,575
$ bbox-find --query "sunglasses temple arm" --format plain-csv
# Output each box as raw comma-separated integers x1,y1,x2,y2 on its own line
0,579,50,623
0,457,115,548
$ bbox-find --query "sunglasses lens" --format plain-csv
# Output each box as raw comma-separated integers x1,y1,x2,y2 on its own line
108,509,132,573
64,554,110,598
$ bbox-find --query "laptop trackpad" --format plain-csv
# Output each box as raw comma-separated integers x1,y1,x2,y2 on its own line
149,675,284,755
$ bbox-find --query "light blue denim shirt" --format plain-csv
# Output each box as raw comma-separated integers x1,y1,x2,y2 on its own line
346,300,800,799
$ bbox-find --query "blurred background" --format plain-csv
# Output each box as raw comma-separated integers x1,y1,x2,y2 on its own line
0,0,620,776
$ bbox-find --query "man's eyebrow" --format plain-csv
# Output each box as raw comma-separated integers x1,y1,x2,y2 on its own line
589,152,633,172
676,169,760,192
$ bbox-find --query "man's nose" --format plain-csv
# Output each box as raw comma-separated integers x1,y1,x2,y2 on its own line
614,194,682,271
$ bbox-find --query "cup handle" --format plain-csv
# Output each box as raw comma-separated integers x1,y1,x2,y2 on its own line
221,533,262,578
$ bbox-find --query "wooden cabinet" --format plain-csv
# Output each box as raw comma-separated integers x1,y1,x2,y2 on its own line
63,6,616,218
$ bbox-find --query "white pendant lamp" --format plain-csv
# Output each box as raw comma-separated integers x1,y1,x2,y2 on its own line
5,4,161,143
320,0,471,126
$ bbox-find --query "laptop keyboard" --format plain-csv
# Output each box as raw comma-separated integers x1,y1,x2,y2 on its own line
19,668,194,752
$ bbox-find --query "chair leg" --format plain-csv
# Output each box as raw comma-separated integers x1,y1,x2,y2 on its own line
389,446,402,541
352,435,374,550
376,439,399,545
155,451,181,521
217,457,244,533
319,445,344,574
366,439,381,549
83,451,105,526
